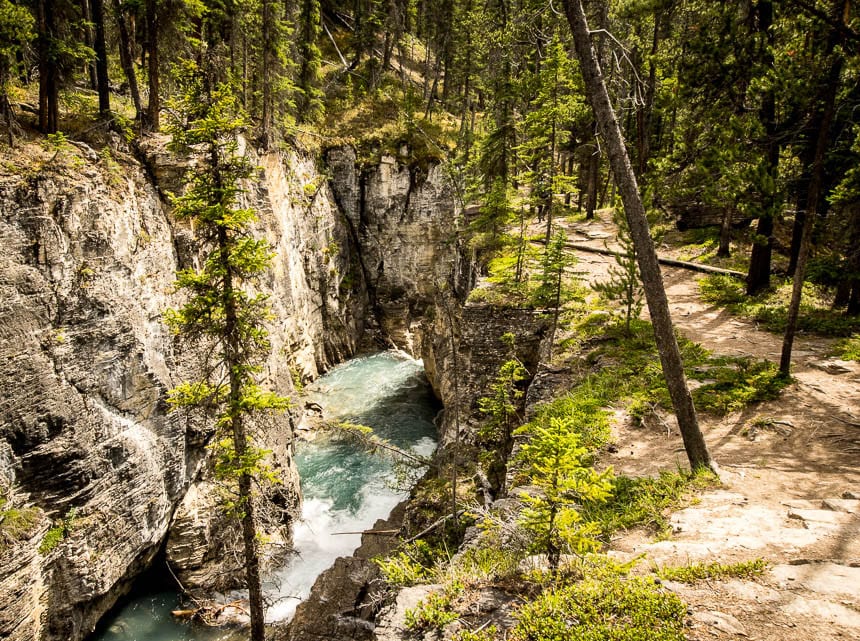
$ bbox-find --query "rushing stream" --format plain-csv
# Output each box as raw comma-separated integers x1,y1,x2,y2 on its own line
91,351,439,640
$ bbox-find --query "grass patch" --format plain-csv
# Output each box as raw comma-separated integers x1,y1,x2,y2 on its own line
578,316,788,421
374,539,441,587
317,72,458,170
700,275,860,337
510,575,687,641
404,582,463,632
833,334,860,361
655,558,768,583
0,495,42,553
692,358,788,414
583,469,720,538
37,507,77,555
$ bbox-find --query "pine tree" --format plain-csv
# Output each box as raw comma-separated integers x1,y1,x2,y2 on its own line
164,63,290,641
0,0,34,145
515,414,613,570
594,211,643,336
296,0,324,123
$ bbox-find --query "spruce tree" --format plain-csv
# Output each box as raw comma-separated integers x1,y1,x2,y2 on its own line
0,0,34,145
594,211,643,336
164,63,289,641
515,415,613,569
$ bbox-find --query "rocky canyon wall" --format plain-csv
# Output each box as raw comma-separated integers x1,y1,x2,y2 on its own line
0,137,462,641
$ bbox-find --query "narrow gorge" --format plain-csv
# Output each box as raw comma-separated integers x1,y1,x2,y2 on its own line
0,135,502,641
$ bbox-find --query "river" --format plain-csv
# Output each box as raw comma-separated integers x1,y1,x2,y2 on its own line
90,351,439,640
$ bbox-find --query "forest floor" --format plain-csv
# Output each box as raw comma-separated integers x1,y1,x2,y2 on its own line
554,213,860,641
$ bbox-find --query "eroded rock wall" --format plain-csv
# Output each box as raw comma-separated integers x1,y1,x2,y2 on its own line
326,147,469,355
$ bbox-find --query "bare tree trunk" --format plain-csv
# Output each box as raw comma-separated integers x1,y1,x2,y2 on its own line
780,0,847,375
718,207,732,257
81,0,97,90
37,0,59,133
746,0,778,295
145,0,159,129
585,142,599,219
92,0,111,116
112,0,143,121
562,0,714,471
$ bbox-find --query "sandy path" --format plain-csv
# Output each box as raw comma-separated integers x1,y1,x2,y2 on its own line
557,214,860,641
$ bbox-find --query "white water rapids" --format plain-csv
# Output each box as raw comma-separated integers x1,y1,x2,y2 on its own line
90,351,438,640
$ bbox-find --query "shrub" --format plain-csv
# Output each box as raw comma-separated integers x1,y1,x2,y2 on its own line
510,575,687,641
656,558,768,583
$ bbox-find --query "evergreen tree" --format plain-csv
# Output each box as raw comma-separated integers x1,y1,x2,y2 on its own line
0,0,34,145
164,63,290,641
296,0,324,123
594,211,644,336
515,414,613,569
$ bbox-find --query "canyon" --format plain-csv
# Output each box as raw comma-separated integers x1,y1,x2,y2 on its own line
0,136,497,641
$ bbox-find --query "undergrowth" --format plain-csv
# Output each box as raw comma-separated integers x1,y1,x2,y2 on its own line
655,558,768,583
510,575,687,641
582,469,720,539
578,316,788,421
700,274,860,337
0,494,42,553
833,335,860,361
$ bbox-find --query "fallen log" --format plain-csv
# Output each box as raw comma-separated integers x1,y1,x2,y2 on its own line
563,241,747,279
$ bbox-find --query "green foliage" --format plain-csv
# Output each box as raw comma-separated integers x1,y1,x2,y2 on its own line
520,391,612,463
163,64,288,636
478,355,527,446
404,583,463,632
692,358,788,414
296,0,324,123
453,626,499,641
0,495,41,552
700,275,860,337
577,315,788,421
38,508,77,555
374,539,438,586
0,0,33,86
594,212,644,335
833,335,860,361
655,558,768,583
533,231,574,309
514,415,614,567
582,469,719,539
510,576,687,641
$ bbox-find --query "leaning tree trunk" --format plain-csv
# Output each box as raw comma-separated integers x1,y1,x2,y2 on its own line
780,0,848,375
562,0,714,471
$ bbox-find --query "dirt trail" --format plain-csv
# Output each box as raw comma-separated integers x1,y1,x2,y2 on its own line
559,215,860,641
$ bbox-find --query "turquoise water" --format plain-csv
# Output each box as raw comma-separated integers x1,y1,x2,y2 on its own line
90,351,438,639
266,351,439,620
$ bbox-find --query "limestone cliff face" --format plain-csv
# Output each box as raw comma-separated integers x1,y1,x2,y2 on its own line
0,143,192,641
0,137,463,641
421,302,551,446
326,147,469,355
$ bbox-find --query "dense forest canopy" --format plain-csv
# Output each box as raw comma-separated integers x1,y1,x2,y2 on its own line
1,0,859,316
